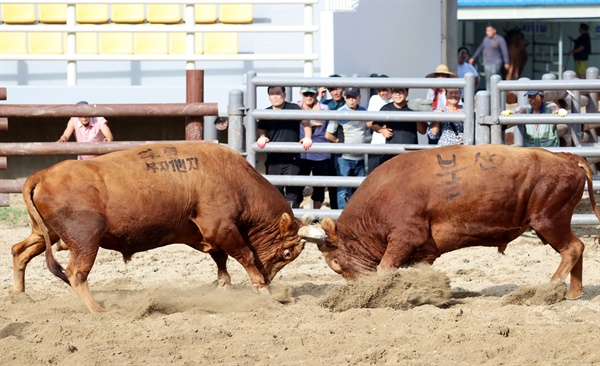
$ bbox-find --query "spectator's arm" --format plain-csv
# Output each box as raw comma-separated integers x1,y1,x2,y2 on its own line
100,122,113,142
470,39,485,64
416,122,428,135
58,118,75,142
300,120,313,150
325,132,338,143
257,128,269,148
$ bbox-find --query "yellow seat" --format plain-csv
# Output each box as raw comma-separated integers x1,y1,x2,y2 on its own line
112,4,145,24
204,32,237,54
195,4,217,24
219,4,253,24
100,31,133,54
29,32,64,54
76,4,109,24
39,4,67,24
169,32,203,54
134,28,168,54
147,4,181,24
1,4,36,24
0,32,27,53
76,33,98,54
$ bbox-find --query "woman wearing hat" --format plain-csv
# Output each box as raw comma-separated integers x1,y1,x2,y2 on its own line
425,64,457,144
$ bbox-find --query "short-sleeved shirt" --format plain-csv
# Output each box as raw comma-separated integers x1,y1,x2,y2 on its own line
257,101,303,163
296,101,331,161
516,101,560,147
373,103,419,145
326,105,367,160
321,97,347,143
573,33,591,61
73,117,108,160
457,62,479,79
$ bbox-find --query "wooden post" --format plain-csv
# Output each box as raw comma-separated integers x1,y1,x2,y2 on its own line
186,70,204,140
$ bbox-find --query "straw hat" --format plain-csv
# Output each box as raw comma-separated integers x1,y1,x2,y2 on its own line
426,64,457,78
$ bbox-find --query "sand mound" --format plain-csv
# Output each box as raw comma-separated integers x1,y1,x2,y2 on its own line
501,282,567,306
319,264,452,312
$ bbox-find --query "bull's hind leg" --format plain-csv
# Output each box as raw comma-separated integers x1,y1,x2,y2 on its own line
64,245,105,312
533,225,585,299
12,225,59,292
209,249,232,290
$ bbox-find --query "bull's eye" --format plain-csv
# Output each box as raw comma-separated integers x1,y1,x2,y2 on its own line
283,249,292,259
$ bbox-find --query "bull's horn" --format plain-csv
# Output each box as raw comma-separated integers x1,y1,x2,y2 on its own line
298,226,327,240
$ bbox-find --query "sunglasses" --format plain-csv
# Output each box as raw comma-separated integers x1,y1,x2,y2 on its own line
302,92,316,97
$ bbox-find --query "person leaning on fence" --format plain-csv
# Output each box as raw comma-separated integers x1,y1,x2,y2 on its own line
370,87,428,168
366,74,393,171
513,90,568,148
325,87,367,210
257,86,313,208
295,86,331,209
427,88,464,146
57,101,113,160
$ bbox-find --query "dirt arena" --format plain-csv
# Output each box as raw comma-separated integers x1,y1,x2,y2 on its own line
1,195,599,365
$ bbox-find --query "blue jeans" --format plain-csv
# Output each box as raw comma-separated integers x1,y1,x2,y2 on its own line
336,157,365,209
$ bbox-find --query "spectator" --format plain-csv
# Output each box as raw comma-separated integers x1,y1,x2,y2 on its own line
257,86,313,208
427,88,464,146
371,87,427,166
425,64,457,145
325,88,367,209
366,74,393,172
457,46,480,90
569,23,591,79
57,101,113,160
469,24,510,90
295,87,331,209
515,90,566,147
319,74,345,209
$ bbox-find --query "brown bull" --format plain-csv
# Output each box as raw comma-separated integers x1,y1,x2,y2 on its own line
12,142,321,312
503,27,528,80
315,145,600,299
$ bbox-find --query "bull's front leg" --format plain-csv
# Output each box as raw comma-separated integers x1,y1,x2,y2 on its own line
209,249,232,290
377,226,430,273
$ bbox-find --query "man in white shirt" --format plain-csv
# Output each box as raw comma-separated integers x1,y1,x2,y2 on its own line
457,46,480,90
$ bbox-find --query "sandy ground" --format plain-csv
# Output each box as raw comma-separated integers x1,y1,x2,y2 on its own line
1,194,599,366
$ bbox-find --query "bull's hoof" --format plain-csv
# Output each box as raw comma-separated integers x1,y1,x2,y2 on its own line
212,279,232,291
252,284,271,296
566,290,584,300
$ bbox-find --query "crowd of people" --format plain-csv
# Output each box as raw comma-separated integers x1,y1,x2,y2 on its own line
256,24,588,208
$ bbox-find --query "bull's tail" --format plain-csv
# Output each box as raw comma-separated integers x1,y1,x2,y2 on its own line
561,153,600,223
23,175,70,285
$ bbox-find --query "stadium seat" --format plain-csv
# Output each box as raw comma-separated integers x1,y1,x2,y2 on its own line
204,32,238,54
39,4,67,24
0,32,27,54
100,31,133,54
147,4,181,24
29,32,64,54
76,33,98,54
219,4,253,24
112,4,145,24
76,4,109,24
195,4,217,24
134,28,168,54
1,4,36,24
169,32,203,54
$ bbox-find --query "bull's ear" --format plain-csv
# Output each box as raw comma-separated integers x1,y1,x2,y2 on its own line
279,212,293,235
321,218,337,241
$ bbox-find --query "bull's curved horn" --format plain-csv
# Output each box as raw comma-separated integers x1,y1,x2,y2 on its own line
298,225,327,240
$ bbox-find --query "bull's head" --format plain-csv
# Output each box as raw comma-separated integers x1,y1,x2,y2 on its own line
261,212,326,283
312,218,375,281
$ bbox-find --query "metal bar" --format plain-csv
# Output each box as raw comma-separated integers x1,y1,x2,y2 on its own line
496,79,600,91
490,75,503,144
0,54,319,62
0,25,319,33
2,0,319,4
571,215,600,226
0,179,27,193
0,103,218,118
0,141,192,156
228,89,245,154
186,70,204,140
475,91,491,145
463,73,475,145
251,76,468,89
246,71,258,167
252,110,466,123
265,175,364,187
498,115,600,125
512,77,529,147
252,142,433,154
